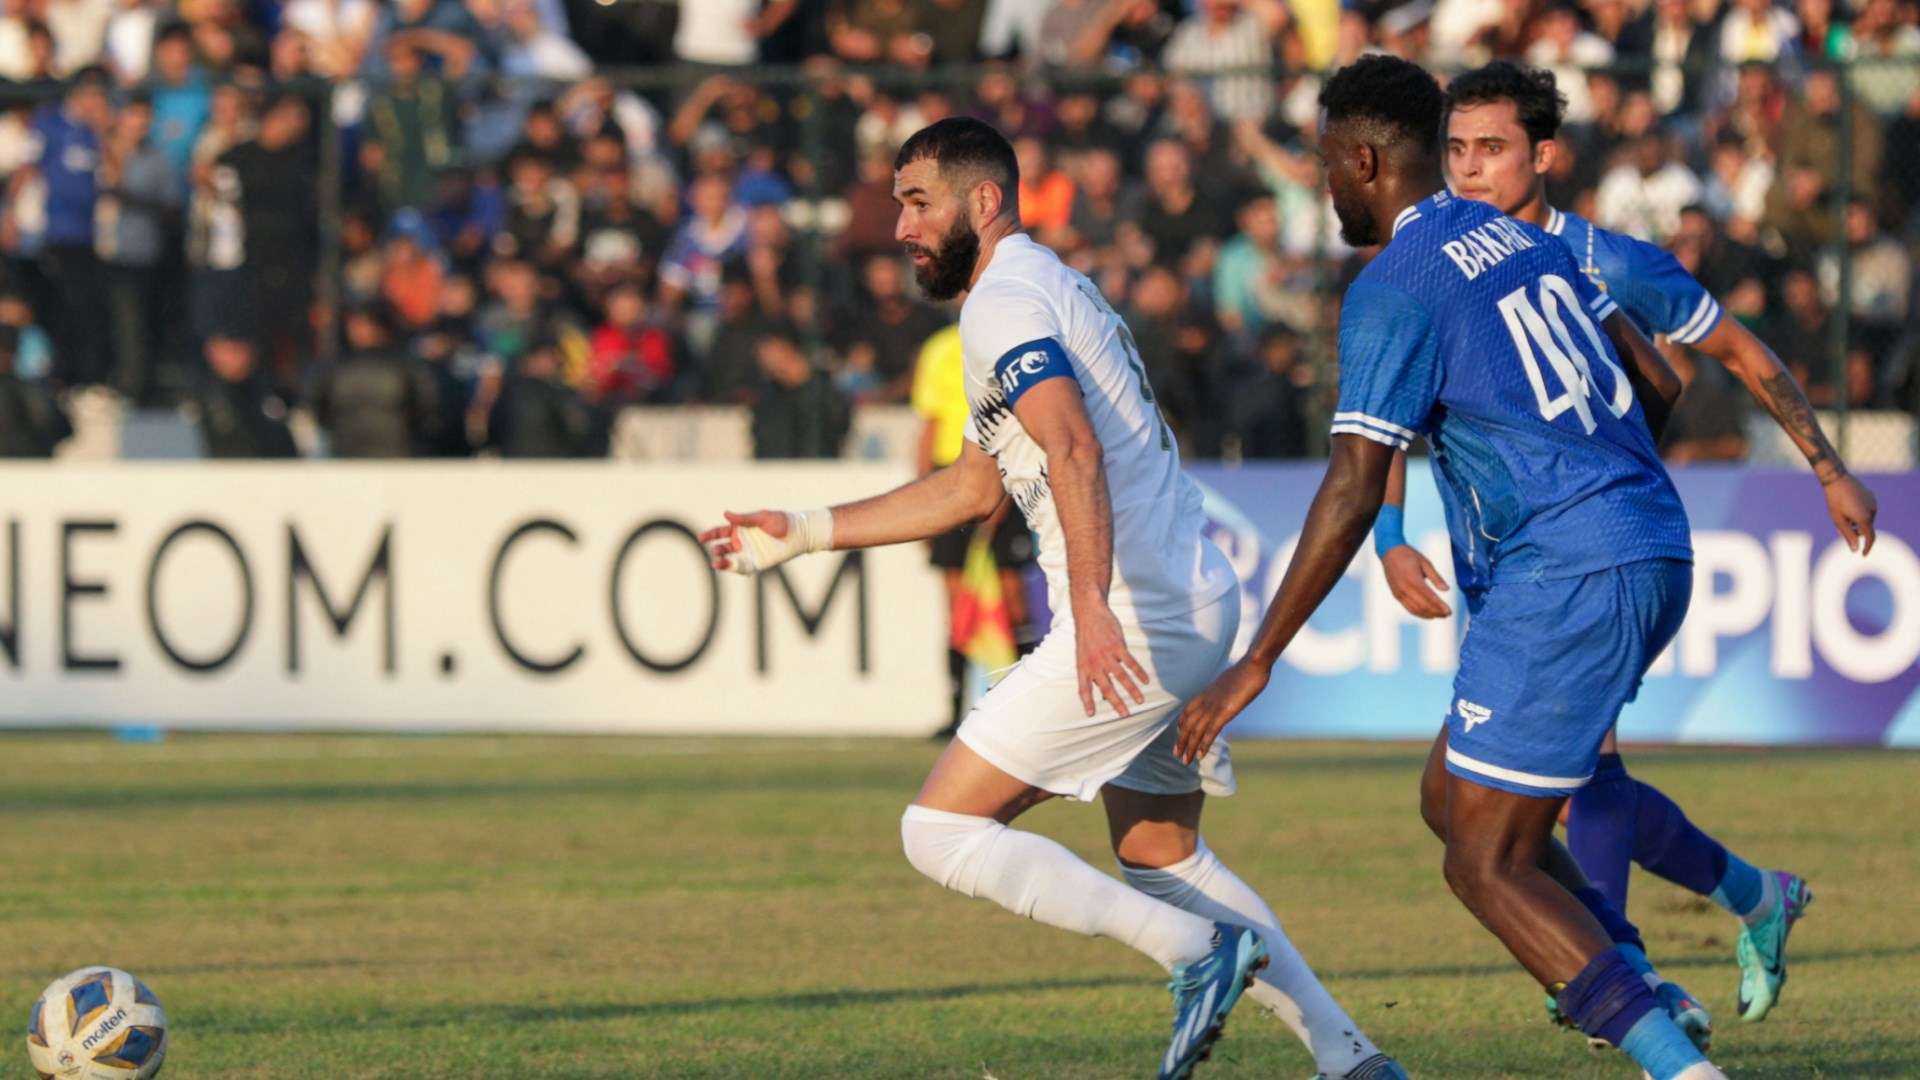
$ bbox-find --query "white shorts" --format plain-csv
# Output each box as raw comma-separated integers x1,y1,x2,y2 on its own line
956,584,1240,803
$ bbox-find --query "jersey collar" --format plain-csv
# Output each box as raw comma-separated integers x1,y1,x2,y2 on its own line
1391,191,1451,239
1545,206,1566,235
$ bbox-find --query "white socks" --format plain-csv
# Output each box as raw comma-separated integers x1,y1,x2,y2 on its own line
1121,840,1381,1077
900,805,1218,971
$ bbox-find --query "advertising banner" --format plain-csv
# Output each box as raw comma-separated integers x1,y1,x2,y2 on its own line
1192,462,1920,747
0,463,948,734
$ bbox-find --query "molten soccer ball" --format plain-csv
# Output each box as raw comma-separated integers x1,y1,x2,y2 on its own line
26,968,167,1080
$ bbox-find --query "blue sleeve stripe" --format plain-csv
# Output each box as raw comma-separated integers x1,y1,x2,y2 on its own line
1668,295,1722,344
992,337,1076,407
1330,422,1411,451
1591,297,1620,323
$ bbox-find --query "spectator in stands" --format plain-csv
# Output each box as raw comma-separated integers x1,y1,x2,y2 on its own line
1227,322,1311,459
1768,67,1884,248
1163,0,1283,122
498,0,590,85
750,331,849,459
836,254,944,404
363,0,485,81
312,301,440,457
1701,130,1774,236
0,320,71,456
191,330,299,457
218,91,318,392
98,95,181,404
366,40,458,212
46,0,112,76
1124,138,1222,271
1661,346,1750,464
379,210,445,333
661,170,749,350
1595,131,1701,242
21,68,109,387
278,0,376,78
1885,84,1920,230
1719,0,1801,65
1638,0,1716,116
1124,263,1221,456
1525,4,1614,124
828,0,927,67
1766,268,1838,401
1065,145,1126,259
1670,204,1770,301
1213,191,1287,340
672,0,761,66
733,204,797,321
477,255,575,369
501,146,580,270
148,25,208,177
103,0,159,84
701,265,789,403
921,0,986,64
1013,134,1073,243
487,337,598,456
1817,197,1911,348
588,281,676,404
1847,0,1920,117
836,146,905,260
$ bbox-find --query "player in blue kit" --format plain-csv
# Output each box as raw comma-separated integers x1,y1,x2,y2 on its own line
1174,55,1731,1080
1371,62,1880,1025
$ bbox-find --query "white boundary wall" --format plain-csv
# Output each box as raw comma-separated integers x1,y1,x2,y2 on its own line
0,463,948,734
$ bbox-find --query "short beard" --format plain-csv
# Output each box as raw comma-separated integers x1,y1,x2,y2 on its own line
1333,188,1380,248
910,214,981,301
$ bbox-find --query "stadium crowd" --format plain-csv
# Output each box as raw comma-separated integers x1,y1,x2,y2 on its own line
0,0,1916,460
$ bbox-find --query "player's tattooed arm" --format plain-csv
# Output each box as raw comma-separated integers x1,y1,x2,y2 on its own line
1175,434,1395,763
1602,311,1680,442
1695,318,1878,551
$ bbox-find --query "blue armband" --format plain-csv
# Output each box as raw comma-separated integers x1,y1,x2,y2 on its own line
993,338,1075,406
1373,504,1407,557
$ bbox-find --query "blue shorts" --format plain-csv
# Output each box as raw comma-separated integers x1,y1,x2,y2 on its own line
1444,558,1691,798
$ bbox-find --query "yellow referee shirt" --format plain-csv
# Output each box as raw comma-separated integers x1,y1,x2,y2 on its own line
910,323,968,467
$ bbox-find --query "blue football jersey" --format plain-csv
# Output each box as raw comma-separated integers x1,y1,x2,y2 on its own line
1335,192,1693,590
1544,207,1722,346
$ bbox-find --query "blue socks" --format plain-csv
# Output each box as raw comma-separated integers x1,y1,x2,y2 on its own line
1569,754,1763,917
1560,947,1707,1080
1570,884,1644,954
1712,857,1768,921
1568,754,1639,909
1620,1008,1712,1080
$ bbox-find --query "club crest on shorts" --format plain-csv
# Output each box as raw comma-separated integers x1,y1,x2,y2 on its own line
1456,699,1493,732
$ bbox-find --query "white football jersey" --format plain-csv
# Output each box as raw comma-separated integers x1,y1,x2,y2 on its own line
959,233,1236,630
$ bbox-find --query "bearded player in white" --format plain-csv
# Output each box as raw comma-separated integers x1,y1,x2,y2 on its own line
700,118,1404,1080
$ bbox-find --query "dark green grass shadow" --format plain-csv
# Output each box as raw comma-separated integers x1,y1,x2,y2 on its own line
186,975,1151,1036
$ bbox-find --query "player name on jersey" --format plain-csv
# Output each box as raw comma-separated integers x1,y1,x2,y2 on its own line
1439,217,1539,282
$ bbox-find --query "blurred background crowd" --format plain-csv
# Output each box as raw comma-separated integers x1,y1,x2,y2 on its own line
0,0,1916,464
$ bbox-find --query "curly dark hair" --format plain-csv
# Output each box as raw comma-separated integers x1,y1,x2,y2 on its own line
1319,54,1445,149
1445,62,1568,146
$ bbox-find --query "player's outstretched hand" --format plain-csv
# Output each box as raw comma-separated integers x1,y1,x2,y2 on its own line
1824,473,1878,555
1381,544,1452,619
1075,605,1149,718
698,511,787,576
1174,659,1269,765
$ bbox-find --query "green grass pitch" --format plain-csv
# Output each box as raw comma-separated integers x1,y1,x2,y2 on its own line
0,734,1914,1078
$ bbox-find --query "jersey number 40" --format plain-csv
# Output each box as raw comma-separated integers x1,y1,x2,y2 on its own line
1496,274,1634,435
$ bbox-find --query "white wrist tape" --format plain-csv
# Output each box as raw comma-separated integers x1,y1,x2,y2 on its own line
723,508,833,576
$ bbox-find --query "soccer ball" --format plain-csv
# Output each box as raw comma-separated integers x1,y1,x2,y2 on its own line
25,968,167,1080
